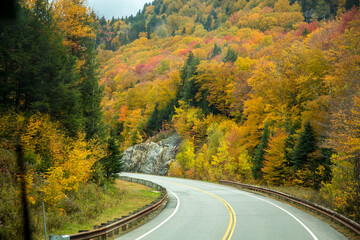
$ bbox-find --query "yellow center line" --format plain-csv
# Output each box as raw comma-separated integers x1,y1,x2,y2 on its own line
156,179,236,240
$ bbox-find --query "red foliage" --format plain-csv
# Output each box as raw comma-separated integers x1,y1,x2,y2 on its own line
147,56,161,67
118,105,128,123
134,59,158,75
134,63,146,75
188,41,199,48
229,12,240,25
223,34,233,41
178,48,191,56
295,21,319,36
204,37,213,44
338,7,360,32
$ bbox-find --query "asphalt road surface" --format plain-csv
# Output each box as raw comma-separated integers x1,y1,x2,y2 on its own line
117,173,347,240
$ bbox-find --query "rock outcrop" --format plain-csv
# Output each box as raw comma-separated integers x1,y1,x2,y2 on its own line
121,133,182,175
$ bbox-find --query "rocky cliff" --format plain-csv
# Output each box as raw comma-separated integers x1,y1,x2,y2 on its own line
121,133,182,175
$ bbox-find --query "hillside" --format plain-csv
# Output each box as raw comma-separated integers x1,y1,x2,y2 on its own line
1,1,360,238
97,0,360,221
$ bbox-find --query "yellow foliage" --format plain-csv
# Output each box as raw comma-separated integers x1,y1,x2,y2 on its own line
52,0,95,50
176,138,195,172
172,101,205,141
262,130,290,185
274,0,290,12
42,133,104,206
17,169,36,205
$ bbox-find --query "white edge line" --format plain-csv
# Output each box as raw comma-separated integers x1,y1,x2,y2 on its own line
135,190,180,240
211,184,319,240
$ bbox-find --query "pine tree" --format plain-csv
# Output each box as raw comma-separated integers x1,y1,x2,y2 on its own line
346,0,360,10
79,40,105,140
100,136,124,179
211,43,221,58
204,15,213,31
180,51,200,106
147,103,160,133
252,122,270,179
223,48,238,63
292,122,317,170
0,0,83,135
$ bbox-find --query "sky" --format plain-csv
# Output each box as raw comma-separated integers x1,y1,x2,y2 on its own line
87,0,152,19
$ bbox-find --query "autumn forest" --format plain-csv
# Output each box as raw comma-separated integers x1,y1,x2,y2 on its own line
1,0,360,238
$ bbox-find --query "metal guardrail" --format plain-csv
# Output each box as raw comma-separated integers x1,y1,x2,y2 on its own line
66,176,168,240
219,180,360,235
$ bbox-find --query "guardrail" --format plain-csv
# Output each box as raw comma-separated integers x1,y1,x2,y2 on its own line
219,180,360,235
59,176,167,240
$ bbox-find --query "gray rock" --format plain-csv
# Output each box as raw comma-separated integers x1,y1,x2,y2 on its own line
121,133,182,175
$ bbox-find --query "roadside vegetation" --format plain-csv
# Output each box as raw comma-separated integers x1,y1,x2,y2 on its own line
49,180,161,238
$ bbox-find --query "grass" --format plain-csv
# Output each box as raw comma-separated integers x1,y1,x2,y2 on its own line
34,179,161,239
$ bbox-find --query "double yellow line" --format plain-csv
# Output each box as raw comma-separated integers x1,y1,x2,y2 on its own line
158,180,236,240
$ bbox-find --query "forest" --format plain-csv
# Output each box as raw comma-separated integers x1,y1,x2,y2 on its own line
97,0,360,222
1,0,360,238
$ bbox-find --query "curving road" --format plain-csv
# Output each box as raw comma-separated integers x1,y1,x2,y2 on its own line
117,173,347,240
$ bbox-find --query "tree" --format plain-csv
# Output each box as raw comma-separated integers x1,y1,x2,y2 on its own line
211,43,221,58
262,130,290,185
252,122,270,179
146,103,161,133
346,0,360,10
223,48,238,63
80,40,106,140
100,136,124,180
274,0,290,12
292,122,317,170
176,139,196,176
0,0,84,135
180,51,200,106
52,0,96,53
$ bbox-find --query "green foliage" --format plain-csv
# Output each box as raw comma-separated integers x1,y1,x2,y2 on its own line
252,122,270,180
146,103,161,133
180,51,201,106
79,42,106,140
223,47,238,63
211,43,222,58
0,149,22,240
0,2,82,135
0,1,104,139
292,122,317,170
100,136,124,180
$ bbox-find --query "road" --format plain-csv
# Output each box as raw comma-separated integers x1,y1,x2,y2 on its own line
117,173,347,240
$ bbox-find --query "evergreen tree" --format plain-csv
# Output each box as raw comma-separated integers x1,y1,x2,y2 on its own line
223,47,238,63
252,122,270,179
0,1,83,135
147,14,160,37
346,0,360,10
146,103,161,133
100,136,124,179
158,98,178,123
211,43,221,58
292,122,317,170
204,14,213,31
180,51,198,83
79,40,106,140
180,51,200,106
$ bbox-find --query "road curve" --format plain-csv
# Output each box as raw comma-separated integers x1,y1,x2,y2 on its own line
117,173,347,240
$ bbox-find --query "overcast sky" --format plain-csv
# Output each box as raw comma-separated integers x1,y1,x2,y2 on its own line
87,0,152,19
